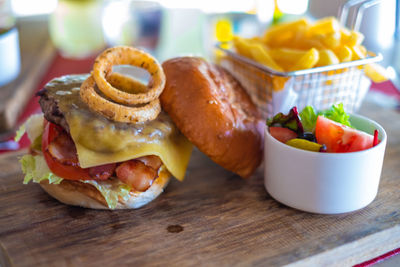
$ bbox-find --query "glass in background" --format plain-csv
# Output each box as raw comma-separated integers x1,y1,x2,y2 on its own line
49,0,105,59
0,0,20,86
101,0,275,61
102,0,162,53
11,0,57,17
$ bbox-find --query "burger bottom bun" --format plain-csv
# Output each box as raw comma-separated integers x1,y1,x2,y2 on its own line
40,171,170,210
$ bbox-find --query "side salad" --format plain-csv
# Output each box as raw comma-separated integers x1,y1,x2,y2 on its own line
267,104,379,153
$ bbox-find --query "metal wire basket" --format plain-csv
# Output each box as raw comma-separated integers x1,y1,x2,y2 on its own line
215,0,383,119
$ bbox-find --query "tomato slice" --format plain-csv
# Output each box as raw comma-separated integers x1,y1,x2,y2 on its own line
269,127,298,143
315,116,374,153
42,120,91,180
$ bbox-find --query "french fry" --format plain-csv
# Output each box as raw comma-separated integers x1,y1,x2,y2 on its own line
272,76,290,91
320,32,341,49
346,31,365,46
232,36,254,59
358,45,367,56
232,17,382,75
270,48,308,65
291,32,326,50
340,27,351,43
263,18,309,46
350,45,367,60
364,63,389,83
308,17,340,35
334,45,353,62
317,49,339,66
289,48,319,71
248,42,284,72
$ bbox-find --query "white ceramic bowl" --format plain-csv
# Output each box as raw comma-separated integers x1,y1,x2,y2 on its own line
264,114,387,214
0,28,20,86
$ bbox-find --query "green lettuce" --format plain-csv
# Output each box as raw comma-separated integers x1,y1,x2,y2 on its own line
19,114,132,209
82,179,132,210
319,103,352,127
14,123,26,142
299,103,352,132
299,106,318,132
30,135,42,151
21,154,131,209
20,154,63,185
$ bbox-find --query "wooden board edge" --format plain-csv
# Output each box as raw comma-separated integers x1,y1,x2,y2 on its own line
287,225,400,267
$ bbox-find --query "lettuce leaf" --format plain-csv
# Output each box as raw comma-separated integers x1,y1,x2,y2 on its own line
20,154,63,185
319,103,352,127
299,103,352,132
299,106,318,132
30,134,43,151
82,179,131,210
20,154,131,209
14,114,44,152
14,124,26,142
19,114,132,209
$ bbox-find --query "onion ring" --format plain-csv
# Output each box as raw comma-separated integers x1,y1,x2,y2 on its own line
92,46,165,105
80,75,161,123
107,72,148,94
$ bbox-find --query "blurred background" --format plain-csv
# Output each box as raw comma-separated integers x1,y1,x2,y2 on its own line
0,0,399,138
2,0,399,81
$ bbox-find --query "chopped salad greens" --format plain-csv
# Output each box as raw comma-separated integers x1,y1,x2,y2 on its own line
267,104,377,153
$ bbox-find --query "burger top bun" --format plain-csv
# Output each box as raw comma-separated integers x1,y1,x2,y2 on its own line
161,57,264,178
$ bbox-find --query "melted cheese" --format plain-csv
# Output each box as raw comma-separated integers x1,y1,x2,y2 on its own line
45,75,192,181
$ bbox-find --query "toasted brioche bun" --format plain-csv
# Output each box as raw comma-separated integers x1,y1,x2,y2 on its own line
161,57,264,178
39,168,170,209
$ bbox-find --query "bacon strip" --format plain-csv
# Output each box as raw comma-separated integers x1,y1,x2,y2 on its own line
115,155,162,191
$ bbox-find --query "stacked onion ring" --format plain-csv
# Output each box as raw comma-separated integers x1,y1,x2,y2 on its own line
80,46,166,123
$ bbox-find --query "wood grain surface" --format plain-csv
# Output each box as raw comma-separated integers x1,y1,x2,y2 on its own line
0,18,55,131
0,102,399,267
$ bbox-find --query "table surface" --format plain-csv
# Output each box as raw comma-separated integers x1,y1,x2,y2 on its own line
1,15,400,267
0,102,400,267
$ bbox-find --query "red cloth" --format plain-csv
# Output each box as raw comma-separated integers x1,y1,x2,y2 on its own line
4,54,400,266
354,247,400,267
370,80,400,101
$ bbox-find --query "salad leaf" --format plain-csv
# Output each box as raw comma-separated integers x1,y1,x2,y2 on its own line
30,135,43,151
299,106,318,132
14,124,26,142
21,154,131,209
267,107,303,133
21,154,63,185
82,179,132,210
15,114,44,142
319,103,352,127
298,104,352,132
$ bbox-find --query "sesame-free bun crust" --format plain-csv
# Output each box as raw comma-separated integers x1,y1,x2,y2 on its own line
40,171,170,210
161,57,264,178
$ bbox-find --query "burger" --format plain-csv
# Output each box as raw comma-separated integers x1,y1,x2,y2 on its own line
18,47,264,210
18,73,193,209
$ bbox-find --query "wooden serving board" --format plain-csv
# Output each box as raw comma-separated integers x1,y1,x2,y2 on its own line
0,102,400,267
